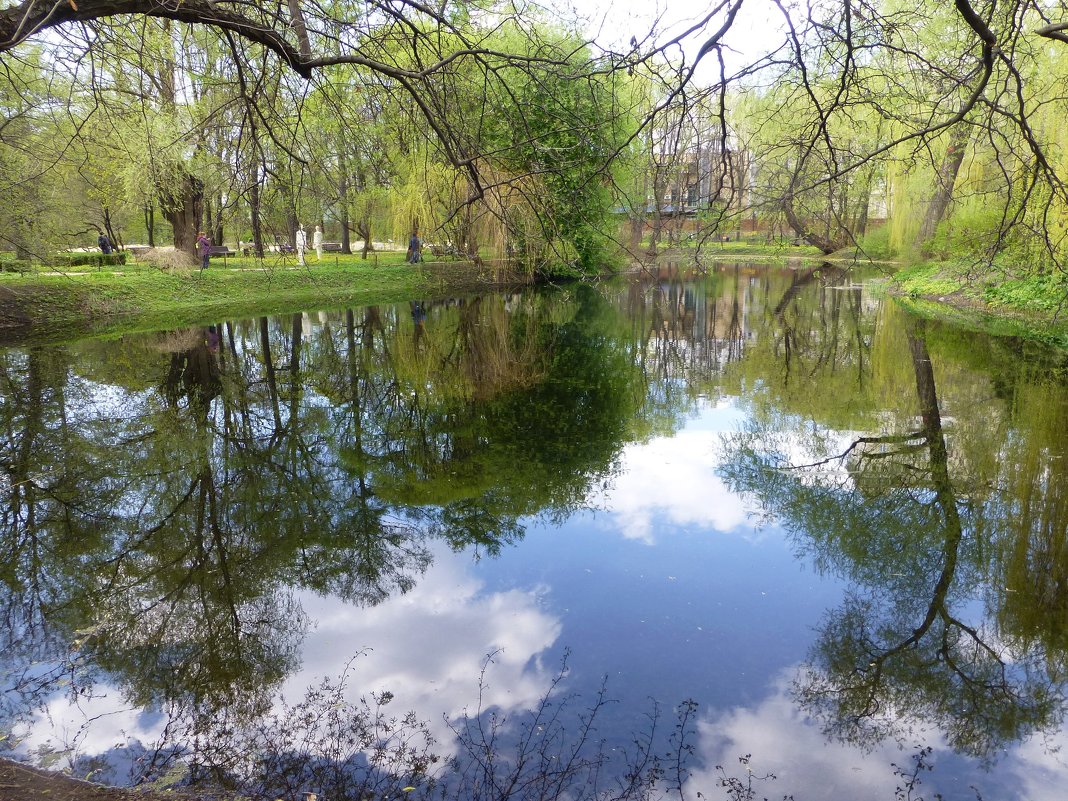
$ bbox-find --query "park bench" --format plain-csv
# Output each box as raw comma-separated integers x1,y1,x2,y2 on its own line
321,242,343,252
207,245,237,266
429,243,459,257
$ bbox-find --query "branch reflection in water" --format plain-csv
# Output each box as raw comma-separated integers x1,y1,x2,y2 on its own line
2,268,1068,798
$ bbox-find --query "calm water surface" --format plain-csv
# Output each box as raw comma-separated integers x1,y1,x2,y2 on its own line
2,263,1068,800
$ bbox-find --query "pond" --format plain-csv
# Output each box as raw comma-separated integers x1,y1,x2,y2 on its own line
2,263,1067,800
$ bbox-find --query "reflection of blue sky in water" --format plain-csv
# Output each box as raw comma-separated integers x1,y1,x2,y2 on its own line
289,547,563,752
591,401,753,543
9,399,1068,797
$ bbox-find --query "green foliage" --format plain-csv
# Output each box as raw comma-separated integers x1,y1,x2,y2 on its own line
856,224,894,260
0,258,32,273
57,252,128,268
892,263,969,298
467,27,631,275
982,272,1068,312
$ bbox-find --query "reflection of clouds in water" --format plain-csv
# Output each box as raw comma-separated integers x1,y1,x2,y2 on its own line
290,545,562,750
684,672,940,801
1004,730,1068,801
13,547,560,771
685,670,1068,800
599,427,754,544
12,694,165,778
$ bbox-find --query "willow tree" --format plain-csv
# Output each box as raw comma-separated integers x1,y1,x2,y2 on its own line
0,0,648,271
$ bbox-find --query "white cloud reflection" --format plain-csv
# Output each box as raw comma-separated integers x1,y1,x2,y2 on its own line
683,673,913,800
1003,729,1068,801
285,544,563,751
597,412,757,544
11,546,562,768
680,669,1068,800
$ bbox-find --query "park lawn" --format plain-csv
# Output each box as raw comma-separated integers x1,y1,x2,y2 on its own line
0,253,513,344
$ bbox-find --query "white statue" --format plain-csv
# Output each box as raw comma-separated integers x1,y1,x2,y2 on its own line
313,225,323,261
295,224,307,265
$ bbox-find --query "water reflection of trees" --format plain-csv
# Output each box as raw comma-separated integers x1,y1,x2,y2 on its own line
4,268,1004,793
722,301,1068,759
0,286,687,745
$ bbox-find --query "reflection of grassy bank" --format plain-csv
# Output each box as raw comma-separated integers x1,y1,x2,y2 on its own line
891,263,1068,348
652,241,825,258
0,255,529,345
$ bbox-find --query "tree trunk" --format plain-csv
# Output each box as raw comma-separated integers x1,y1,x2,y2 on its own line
628,215,643,254
340,201,352,254
782,193,843,254
249,171,265,257
212,192,224,246
160,172,204,255
356,221,372,258
916,126,970,248
285,205,298,248
647,168,665,257
144,204,156,247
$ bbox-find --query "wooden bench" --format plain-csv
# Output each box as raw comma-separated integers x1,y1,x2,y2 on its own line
429,243,459,257
208,245,236,258
321,242,343,252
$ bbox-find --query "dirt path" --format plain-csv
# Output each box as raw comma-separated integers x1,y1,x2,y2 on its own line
0,758,233,801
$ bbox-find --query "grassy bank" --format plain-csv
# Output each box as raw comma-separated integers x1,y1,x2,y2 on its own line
0,252,528,345
890,261,1068,347
0,244,848,346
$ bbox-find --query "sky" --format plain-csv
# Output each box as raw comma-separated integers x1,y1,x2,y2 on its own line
564,0,784,73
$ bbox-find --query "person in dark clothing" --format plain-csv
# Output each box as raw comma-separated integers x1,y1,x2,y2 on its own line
407,233,421,264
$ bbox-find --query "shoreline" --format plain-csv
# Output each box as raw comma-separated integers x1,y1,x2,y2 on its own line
0,258,535,346
3,253,1068,349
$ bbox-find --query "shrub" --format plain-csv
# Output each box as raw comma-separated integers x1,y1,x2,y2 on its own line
141,248,197,273
857,224,894,260
58,252,128,268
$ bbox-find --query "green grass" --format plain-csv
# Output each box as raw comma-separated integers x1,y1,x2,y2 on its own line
889,261,1068,347
0,252,521,345
891,263,971,298
663,239,826,258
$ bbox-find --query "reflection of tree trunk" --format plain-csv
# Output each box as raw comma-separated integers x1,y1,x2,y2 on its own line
867,328,963,670
289,313,303,424
11,350,43,537
362,307,381,350
345,309,370,501
772,263,849,318
259,317,281,429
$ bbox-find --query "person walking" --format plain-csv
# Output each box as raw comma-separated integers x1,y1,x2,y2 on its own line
407,231,421,264
313,225,323,261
